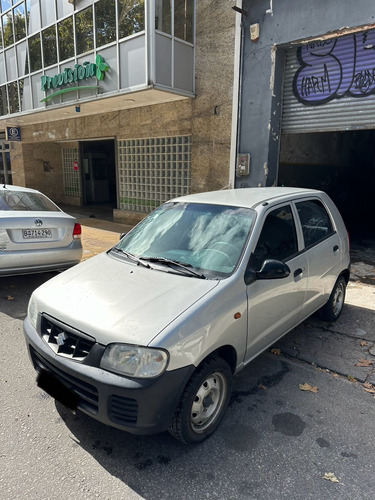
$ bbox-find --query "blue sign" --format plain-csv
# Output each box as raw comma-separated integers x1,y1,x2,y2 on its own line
7,126,21,142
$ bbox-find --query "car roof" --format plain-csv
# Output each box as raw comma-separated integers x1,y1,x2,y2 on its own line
0,184,40,194
171,187,323,209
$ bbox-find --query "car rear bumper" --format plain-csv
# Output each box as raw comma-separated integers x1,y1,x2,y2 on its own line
23,317,194,435
0,243,82,276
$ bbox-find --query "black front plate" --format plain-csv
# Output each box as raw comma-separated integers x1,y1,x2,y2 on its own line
37,369,79,412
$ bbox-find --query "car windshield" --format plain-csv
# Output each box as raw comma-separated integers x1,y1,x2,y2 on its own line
115,202,255,278
0,189,60,212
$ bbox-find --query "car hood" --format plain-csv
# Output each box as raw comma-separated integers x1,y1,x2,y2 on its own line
34,252,219,346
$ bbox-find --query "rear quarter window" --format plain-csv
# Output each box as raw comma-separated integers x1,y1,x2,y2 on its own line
296,199,334,248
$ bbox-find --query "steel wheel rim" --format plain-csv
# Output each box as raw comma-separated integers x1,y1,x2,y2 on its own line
190,371,227,433
332,281,345,316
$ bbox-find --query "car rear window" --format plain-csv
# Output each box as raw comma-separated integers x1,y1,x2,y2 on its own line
0,190,60,212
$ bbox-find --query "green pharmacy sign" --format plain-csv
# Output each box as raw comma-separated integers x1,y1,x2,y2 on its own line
40,55,109,102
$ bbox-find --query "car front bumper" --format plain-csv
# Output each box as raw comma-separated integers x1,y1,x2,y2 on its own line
23,316,194,435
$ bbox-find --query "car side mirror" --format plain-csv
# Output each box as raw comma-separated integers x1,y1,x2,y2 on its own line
257,259,291,280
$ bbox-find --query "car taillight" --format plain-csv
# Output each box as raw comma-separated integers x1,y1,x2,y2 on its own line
73,223,82,239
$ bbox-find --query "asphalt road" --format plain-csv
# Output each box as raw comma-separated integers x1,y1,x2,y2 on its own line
1,272,375,500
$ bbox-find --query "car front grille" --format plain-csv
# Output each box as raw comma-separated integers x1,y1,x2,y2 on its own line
40,314,95,361
30,346,99,415
109,395,138,425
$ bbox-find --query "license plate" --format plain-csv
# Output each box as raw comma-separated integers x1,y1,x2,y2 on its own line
37,370,79,413
23,228,52,239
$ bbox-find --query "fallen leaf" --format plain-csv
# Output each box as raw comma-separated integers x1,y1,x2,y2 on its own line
355,359,373,367
7,295,14,301
363,382,375,394
258,384,267,391
299,383,318,393
360,341,368,347
348,375,357,382
323,472,340,483
271,349,281,355
333,373,340,379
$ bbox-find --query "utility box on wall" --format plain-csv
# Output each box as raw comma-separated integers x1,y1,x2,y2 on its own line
236,153,250,177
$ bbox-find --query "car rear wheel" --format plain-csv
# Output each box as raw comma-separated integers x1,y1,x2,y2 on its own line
319,275,346,322
169,357,232,444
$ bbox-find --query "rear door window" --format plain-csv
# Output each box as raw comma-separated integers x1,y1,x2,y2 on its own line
296,199,334,248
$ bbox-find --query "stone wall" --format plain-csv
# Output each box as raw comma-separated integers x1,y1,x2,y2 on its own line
10,141,64,202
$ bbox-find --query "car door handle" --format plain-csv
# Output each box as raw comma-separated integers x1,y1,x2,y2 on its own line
333,245,339,252
294,268,304,278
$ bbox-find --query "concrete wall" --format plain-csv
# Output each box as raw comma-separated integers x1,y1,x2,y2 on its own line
13,0,237,212
237,0,375,187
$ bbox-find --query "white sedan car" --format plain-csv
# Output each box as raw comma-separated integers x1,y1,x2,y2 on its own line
0,184,82,276
24,187,350,444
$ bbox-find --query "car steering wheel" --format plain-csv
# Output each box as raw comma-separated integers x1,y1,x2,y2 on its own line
204,248,233,267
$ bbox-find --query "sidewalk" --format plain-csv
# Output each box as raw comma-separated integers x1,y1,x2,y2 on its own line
79,218,134,261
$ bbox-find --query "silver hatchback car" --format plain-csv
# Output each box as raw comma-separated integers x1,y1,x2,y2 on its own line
24,187,350,444
0,184,82,276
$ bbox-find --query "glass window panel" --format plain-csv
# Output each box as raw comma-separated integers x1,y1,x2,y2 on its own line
8,80,19,113
0,52,5,84
118,0,144,39
29,32,41,72
2,11,13,47
42,25,57,67
58,16,74,61
5,46,16,80
155,0,170,35
18,76,23,105
40,0,55,26
96,0,116,47
13,3,26,41
0,17,2,49
297,200,334,248
26,0,40,35
75,6,93,55
174,0,193,42
0,85,8,115
251,205,298,270
20,76,31,110
1,0,12,12
56,0,73,20
16,39,28,76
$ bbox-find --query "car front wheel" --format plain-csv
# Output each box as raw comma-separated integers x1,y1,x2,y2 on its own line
319,275,347,322
169,357,233,444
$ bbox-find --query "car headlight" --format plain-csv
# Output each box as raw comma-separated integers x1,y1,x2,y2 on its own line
100,344,169,378
27,295,39,329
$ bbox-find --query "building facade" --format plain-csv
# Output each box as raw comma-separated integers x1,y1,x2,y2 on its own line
236,0,375,235
0,0,238,223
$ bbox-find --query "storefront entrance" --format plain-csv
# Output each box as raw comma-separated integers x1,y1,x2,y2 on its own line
80,140,116,207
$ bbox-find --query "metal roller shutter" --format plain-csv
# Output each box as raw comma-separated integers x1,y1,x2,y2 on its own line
282,28,375,133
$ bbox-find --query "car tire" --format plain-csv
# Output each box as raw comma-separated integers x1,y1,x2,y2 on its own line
319,275,347,322
169,357,233,444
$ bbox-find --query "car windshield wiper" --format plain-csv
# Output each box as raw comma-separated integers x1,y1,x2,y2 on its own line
140,256,206,279
110,247,151,268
